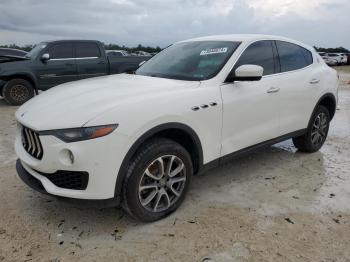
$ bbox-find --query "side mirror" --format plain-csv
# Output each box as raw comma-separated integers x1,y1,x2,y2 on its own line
227,64,263,82
139,61,146,67
41,53,50,62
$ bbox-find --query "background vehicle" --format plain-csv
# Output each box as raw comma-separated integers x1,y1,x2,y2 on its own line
15,35,338,222
326,53,343,65
338,53,348,64
106,50,130,57
134,50,152,56
319,53,338,66
0,40,150,105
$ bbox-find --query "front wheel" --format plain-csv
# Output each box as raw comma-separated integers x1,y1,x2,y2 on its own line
122,138,193,222
293,105,330,153
3,79,35,106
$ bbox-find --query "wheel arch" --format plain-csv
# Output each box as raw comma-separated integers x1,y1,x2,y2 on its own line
0,73,38,94
315,93,337,120
114,122,204,198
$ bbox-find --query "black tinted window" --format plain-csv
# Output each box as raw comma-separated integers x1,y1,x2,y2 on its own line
76,43,100,58
49,44,74,59
276,41,312,72
234,41,275,75
301,48,313,65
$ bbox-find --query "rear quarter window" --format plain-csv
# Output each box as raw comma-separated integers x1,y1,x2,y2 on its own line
276,41,313,72
76,43,101,58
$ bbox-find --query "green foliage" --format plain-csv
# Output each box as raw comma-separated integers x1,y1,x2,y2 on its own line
104,43,162,53
314,46,349,53
0,44,34,52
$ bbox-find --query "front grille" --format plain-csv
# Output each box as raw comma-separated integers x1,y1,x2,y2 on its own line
21,125,44,160
39,170,89,190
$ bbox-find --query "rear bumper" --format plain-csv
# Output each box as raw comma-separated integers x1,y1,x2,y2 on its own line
16,159,120,207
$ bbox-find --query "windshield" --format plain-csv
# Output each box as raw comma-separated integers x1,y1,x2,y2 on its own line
136,41,240,81
26,42,47,58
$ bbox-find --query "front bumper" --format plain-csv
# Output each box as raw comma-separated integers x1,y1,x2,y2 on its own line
16,159,121,207
15,122,131,201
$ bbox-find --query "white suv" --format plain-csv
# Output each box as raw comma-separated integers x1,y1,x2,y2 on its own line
15,35,339,222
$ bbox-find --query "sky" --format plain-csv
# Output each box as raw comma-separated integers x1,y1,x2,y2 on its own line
0,0,349,49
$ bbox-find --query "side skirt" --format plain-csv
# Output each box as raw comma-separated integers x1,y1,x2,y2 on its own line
199,129,307,174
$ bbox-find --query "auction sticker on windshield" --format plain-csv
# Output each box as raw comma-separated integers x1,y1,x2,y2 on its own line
200,47,228,56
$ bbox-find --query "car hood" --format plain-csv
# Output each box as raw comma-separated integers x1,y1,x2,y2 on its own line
0,55,30,63
16,74,200,130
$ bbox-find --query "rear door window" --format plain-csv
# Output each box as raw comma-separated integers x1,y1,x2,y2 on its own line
233,40,276,75
49,43,74,59
76,43,101,58
276,41,313,72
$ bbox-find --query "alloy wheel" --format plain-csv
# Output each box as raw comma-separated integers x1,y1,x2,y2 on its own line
311,112,328,147
138,155,186,212
10,84,29,102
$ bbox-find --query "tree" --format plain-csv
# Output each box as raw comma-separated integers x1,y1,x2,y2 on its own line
314,46,349,53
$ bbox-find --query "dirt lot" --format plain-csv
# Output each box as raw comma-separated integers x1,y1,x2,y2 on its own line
0,68,349,262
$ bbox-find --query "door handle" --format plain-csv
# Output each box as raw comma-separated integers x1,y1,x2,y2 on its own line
65,63,74,66
98,61,106,65
267,87,280,93
310,79,320,84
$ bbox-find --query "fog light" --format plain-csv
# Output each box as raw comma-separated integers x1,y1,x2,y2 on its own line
59,149,74,166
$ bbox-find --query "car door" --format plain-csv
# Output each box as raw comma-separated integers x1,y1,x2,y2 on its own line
75,42,108,80
36,43,78,90
220,40,281,156
273,41,320,134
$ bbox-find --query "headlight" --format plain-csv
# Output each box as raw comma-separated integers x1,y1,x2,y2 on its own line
40,124,118,143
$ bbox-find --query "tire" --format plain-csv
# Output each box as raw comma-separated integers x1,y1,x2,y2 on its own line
3,79,35,106
122,138,193,222
293,105,330,153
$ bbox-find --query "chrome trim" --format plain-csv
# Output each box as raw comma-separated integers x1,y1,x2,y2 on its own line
21,126,44,160
49,57,99,61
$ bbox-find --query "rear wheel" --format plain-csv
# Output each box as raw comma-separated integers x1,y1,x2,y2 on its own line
122,138,193,222
3,79,35,106
293,105,330,153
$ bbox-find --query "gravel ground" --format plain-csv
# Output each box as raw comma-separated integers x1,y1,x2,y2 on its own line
0,68,349,262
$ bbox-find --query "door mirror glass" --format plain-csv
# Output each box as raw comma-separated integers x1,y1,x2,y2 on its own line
228,64,263,82
41,53,50,62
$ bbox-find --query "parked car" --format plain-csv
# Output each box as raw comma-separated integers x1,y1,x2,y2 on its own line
15,35,338,222
106,50,130,57
338,53,348,64
319,53,338,66
0,48,27,58
326,53,343,65
0,40,150,105
134,50,152,56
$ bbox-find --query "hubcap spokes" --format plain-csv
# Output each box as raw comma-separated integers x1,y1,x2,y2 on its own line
10,85,29,102
138,155,186,212
311,113,328,146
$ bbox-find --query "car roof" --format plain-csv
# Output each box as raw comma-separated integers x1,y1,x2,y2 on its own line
178,34,312,49
43,40,102,44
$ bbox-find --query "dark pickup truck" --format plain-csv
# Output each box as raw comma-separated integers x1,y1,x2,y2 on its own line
0,40,150,105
